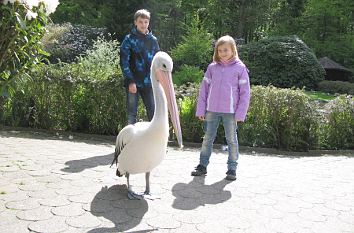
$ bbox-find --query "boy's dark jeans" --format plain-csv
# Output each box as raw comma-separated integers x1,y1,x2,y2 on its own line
126,86,155,125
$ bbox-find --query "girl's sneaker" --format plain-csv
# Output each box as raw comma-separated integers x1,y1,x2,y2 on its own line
225,170,236,181
191,165,207,176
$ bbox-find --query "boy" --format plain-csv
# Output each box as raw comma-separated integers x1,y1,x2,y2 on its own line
120,9,160,124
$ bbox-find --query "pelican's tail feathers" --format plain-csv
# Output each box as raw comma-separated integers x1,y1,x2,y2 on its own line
110,147,120,167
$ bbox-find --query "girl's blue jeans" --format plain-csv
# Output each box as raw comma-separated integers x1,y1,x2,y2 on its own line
126,86,155,125
199,111,239,171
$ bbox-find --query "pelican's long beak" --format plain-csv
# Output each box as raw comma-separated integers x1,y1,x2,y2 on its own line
156,69,183,148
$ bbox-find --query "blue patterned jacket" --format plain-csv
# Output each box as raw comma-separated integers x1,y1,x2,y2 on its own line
120,27,160,88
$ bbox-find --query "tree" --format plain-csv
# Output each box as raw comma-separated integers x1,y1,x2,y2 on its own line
170,16,213,71
51,0,147,41
0,0,59,96
299,0,354,69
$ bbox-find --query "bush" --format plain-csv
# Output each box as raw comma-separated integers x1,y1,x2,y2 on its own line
173,65,203,86
317,80,354,95
177,84,320,151
239,86,319,151
42,23,106,63
239,36,325,89
319,96,354,149
0,37,125,134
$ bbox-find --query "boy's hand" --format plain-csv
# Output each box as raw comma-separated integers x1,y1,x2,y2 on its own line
198,116,205,121
128,83,137,93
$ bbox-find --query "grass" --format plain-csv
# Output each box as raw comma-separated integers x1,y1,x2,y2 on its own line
304,90,336,101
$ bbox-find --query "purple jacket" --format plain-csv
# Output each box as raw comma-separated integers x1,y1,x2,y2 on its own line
196,58,251,121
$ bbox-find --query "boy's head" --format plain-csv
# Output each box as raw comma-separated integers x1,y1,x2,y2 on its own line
213,35,239,63
134,9,150,35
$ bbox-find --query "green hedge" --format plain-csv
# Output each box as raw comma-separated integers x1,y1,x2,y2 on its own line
177,85,353,151
0,65,126,135
319,96,354,149
1,80,353,151
317,80,354,95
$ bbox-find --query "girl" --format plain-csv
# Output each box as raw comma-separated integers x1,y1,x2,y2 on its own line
191,35,250,181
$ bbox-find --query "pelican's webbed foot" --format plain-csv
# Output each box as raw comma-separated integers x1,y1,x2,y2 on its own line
127,189,144,200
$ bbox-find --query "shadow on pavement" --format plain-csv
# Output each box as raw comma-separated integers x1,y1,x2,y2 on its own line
87,185,150,233
61,153,114,173
172,176,232,210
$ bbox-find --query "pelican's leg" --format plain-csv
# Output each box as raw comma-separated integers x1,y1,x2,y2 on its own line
142,172,160,200
126,172,143,200
144,172,150,195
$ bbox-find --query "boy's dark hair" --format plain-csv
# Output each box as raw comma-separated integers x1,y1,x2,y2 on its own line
134,9,151,21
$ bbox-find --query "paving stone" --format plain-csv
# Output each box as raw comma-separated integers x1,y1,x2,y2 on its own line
81,170,106,178
338,212,354,225
16,206,53,220
68,193,96,204
26,169,52,177
35,175,62,184
0,191,28,202
18,182,47,191
173,211,205,224
146,214,181,229
45,182,72,190
1,130,354,233
298,208,327,222
66,212,101,228
70,179,100,188
2,170,32,179
28,216,68,233
5,198,40,210
0,210,20,225
0,200,5,213
111,199,149,209
82,199,116,213
60,173,83,181
0,178,10,186
51,202,85,216
197,221,230,233
97,209,134,224
0,165,20,172
94,185,127,201
28,189,58,199
0,222,30,233
20,164,43,171
55,187,84,196
0,184,19,193
38,196,71,207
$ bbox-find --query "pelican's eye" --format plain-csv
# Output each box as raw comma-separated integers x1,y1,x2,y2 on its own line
162,64,167,69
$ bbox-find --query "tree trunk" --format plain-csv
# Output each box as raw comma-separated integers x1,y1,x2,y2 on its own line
236,0,247,39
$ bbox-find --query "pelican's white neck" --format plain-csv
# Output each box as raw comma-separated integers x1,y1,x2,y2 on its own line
151,68,168,125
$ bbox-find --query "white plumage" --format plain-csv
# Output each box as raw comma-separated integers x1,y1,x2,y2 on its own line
112,51,182,199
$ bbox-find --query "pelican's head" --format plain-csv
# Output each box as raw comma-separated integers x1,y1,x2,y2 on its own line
152,51,183,148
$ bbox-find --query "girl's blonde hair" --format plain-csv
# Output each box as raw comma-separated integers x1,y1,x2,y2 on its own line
213,35,239,62
134,9,151,21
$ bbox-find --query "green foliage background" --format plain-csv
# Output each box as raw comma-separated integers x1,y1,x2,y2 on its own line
1,0,353,151
239,36,325,89
0,1,49,96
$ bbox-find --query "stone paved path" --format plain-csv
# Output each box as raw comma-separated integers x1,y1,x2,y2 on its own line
0,129,353,233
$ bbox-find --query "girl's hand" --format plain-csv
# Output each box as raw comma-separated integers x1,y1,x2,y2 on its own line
198,116,205,121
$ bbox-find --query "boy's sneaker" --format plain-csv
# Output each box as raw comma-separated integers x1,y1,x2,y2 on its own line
191,165,207,176
225,170,236,181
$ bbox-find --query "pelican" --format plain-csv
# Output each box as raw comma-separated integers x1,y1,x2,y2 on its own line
111,51,183,199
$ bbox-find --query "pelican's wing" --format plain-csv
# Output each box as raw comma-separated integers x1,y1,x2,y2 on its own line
110,122,150,167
